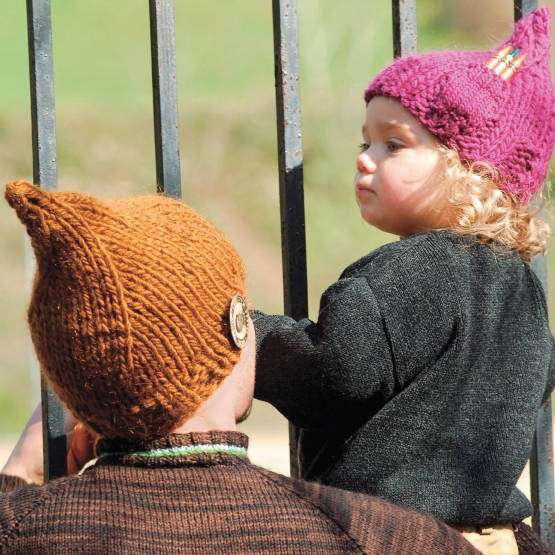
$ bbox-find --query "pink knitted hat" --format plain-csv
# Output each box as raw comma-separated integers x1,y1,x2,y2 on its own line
365,7,555,203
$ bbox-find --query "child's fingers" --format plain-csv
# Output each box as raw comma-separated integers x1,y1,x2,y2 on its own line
66,423,96,474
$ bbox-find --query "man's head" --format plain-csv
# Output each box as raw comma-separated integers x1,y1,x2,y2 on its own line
5,180,250,440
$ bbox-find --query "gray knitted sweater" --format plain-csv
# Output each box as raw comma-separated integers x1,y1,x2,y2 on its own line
253,230,554,526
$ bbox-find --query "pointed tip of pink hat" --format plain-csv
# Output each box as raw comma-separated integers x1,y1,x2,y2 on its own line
508,6,551,65
527,5,551,33
516,5,551,26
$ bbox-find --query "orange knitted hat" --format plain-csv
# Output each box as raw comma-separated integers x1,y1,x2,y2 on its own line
5,180,246,440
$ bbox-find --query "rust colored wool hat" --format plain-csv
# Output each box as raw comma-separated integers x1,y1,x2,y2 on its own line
5,180,246,440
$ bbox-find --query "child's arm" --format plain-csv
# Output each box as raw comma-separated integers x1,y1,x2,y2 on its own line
252,276,395,429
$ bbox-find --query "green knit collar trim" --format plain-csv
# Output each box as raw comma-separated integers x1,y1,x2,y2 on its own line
102,443,248,462
94,431,250,468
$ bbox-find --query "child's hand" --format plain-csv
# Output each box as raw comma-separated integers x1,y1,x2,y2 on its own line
1,403,96,484
1,403,44,484
66,422,96,474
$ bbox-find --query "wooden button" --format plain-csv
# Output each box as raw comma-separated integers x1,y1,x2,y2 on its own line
229,294,249,348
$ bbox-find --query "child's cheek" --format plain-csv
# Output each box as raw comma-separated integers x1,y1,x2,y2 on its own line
409,148,441,184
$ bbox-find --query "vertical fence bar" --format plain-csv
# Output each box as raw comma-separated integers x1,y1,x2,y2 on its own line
392,0,417,58
514,0,539,21
26,0,66,481
530,237,554,552
530,393,555,548
149,0,181,198
518,1,555,545
272,0,308,479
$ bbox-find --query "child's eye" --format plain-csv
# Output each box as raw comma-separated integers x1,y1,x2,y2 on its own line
358,142,370,152
386,141,402,153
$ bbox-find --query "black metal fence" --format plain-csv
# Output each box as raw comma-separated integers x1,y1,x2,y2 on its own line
24,0,554,547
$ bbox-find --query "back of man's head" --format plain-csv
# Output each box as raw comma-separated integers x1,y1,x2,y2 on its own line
5,180,247,440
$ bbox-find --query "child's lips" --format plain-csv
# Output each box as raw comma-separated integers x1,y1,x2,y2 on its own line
355,182,375,196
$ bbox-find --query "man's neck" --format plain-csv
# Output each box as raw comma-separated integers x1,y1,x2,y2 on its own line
172,390,238,434
172,412,237,434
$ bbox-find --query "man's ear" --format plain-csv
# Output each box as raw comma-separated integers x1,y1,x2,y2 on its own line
67,423,97,474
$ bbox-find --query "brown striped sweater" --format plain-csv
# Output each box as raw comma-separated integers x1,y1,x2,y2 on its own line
0,431,477,554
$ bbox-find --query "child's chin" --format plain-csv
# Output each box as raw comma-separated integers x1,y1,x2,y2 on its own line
361,214,403,236
359,208,381,229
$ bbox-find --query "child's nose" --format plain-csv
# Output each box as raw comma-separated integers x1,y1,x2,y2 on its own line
356,152,377,174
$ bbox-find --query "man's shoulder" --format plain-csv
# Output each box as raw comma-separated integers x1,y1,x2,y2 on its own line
0,478,38,540
251,467,477,555
0,473,76,544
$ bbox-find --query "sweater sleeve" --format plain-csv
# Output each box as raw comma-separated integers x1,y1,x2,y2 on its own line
253,467,479,554
0,474,28,494
253,236,465,430
0,478,44,550
253,276,396,429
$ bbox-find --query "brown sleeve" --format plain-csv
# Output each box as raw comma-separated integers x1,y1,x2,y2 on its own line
253,467,479,555
0,474,28,494
0,477,48,551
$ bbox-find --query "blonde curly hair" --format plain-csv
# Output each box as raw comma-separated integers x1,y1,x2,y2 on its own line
437,146,551,262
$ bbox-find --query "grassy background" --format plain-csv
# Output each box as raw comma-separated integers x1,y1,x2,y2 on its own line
0,0,554,435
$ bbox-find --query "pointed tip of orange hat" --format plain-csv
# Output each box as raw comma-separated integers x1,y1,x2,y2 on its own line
4,180,54,234
5,179,47,208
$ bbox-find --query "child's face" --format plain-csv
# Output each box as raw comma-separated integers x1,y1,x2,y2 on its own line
354,96,447,237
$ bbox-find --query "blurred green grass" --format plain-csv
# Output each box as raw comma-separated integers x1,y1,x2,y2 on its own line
0,0,554,433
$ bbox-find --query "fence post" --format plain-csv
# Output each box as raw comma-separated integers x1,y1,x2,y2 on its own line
392,0,417,58
149,0,182,198
272,0,308,479
513,1,555,549
26,0,67,481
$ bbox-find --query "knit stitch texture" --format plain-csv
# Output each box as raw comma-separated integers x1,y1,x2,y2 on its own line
365,7,555,202
253,230,555,526
4,180,245,440
0,432,479,554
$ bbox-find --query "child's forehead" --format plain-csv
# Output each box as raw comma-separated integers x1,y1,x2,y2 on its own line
364,97,413,126
362,120,409,134
363,97,425,136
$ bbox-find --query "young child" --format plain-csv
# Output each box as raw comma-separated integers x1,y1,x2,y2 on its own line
253,7,555,553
